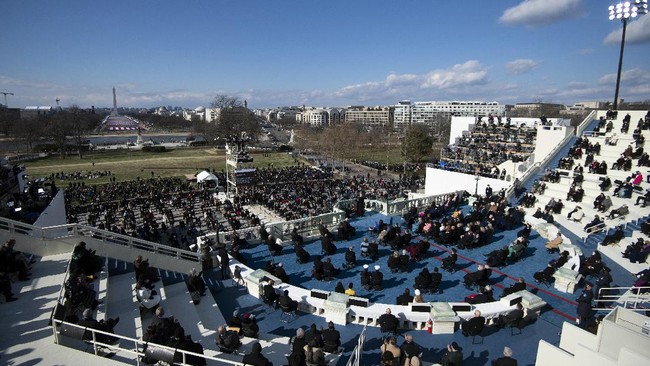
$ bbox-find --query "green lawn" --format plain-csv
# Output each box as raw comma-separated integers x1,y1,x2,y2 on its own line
24,148,298,184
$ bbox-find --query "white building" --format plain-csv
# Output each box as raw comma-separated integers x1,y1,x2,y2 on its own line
345,106,391,127
393,100,505,129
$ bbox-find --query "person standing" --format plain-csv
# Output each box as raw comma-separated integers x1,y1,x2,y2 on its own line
576,282,594,329
218,246,229,280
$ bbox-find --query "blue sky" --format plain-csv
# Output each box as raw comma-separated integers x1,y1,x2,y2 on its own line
1,0,649,109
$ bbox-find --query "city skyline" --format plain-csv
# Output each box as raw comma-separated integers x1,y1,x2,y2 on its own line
1,0,649,109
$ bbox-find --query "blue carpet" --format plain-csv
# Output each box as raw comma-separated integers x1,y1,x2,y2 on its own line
232,209,635,365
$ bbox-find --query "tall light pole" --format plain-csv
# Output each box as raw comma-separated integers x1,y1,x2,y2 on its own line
1,91,13,108
608,0,648,111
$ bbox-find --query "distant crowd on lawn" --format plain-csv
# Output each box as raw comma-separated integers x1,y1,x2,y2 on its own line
63,165,422,250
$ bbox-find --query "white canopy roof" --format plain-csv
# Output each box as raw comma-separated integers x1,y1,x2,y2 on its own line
196,170,218,183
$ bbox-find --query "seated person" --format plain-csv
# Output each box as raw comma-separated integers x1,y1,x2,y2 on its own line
534,264,555,283
360,238,370,257
312,257,324,281
601,225,625,246
584,215,604,233
430,267,442,293
464,265,487,288
216,325,241,353
304,339,326,366
508,237,527,261
186,268,206,296
398,249,410,272
267,236,283,256
567,206,585,222
274,262,290,283
241,313,259,338
77,308,120,344
502,277,526,297
133,255,158,285
387,251,400,273
400,334,422,362
367,240,379,260
396,288,413,306
262,280,278,307
580,251,604,277
321,321,341,353
304,323,324,348
545,232,563,253
380,336,401,366
295,244,310,264
599,176,612,191
485,246,509,267
228,309,243,332
291,228,304,246
461,310,486,336
441,248,458,271
322,258,339,280
344,283,356,296
550,250,571,269
136,285,161,313
607,204,629,219
493,303,525,328
516,223,532,239
146,307,183,344
278,289,298,313
320,233,336,256
242,341,272,366
465,285,494,304
378,308,399,334
344,246,356,269
627,240,650,264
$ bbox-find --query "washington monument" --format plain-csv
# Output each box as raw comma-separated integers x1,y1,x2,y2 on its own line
111,87,118,115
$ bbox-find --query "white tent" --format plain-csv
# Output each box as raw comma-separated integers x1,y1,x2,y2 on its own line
196,170,218,184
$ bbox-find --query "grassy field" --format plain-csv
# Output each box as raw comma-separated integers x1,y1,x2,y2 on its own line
24,148,298,184
23,142,442,184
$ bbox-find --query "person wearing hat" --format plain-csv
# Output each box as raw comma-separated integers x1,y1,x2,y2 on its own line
576,282,594,329
413,289,424,303
360,264,373,290
372,265,383,291
241,312,259,338
439,341,463,366
491,346,517,366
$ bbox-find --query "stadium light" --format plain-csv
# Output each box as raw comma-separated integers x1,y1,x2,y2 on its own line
608,0,648,110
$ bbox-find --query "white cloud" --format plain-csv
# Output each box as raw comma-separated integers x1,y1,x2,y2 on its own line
506,59,541,74
604,15,650,45
421,60,488,89
499,0,584,27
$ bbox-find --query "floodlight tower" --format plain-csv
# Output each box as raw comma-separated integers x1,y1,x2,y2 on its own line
608,0,648,111
1,91,14,108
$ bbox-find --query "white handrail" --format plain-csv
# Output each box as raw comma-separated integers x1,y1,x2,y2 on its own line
52,319,246,365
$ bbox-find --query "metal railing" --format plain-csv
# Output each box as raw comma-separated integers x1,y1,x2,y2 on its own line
345,324,367,366
0,216,200,263
575,110,598,136
52,319,246,366
594,286,650,311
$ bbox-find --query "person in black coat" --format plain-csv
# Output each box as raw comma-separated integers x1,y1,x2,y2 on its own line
493,303,524,328
344,247,356,268
262,280,278,307
321,321,341,353
291,228,304,246
242,342,272,366
360,264,372,290
387,251,400,273
372,265,383,290
491,346,518,366
576,282,594,329
442,249,458,271
430,267,442,292
396,288,413,306
461,310,486,336
321,233,336,255
501,278,526,298
295,244,310,264
218,246,230,280
378,308,399,333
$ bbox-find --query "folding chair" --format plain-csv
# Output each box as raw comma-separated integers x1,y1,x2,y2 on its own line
279,304,297,323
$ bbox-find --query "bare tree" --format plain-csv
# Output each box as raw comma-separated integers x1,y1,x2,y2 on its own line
210,94,243,109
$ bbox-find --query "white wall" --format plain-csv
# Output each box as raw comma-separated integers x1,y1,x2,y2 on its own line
424,167,511,196
534,125,571,163
448,116,475,145
535,340,576,366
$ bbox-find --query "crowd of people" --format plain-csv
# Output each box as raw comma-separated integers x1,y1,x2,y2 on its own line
438,121,538,179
